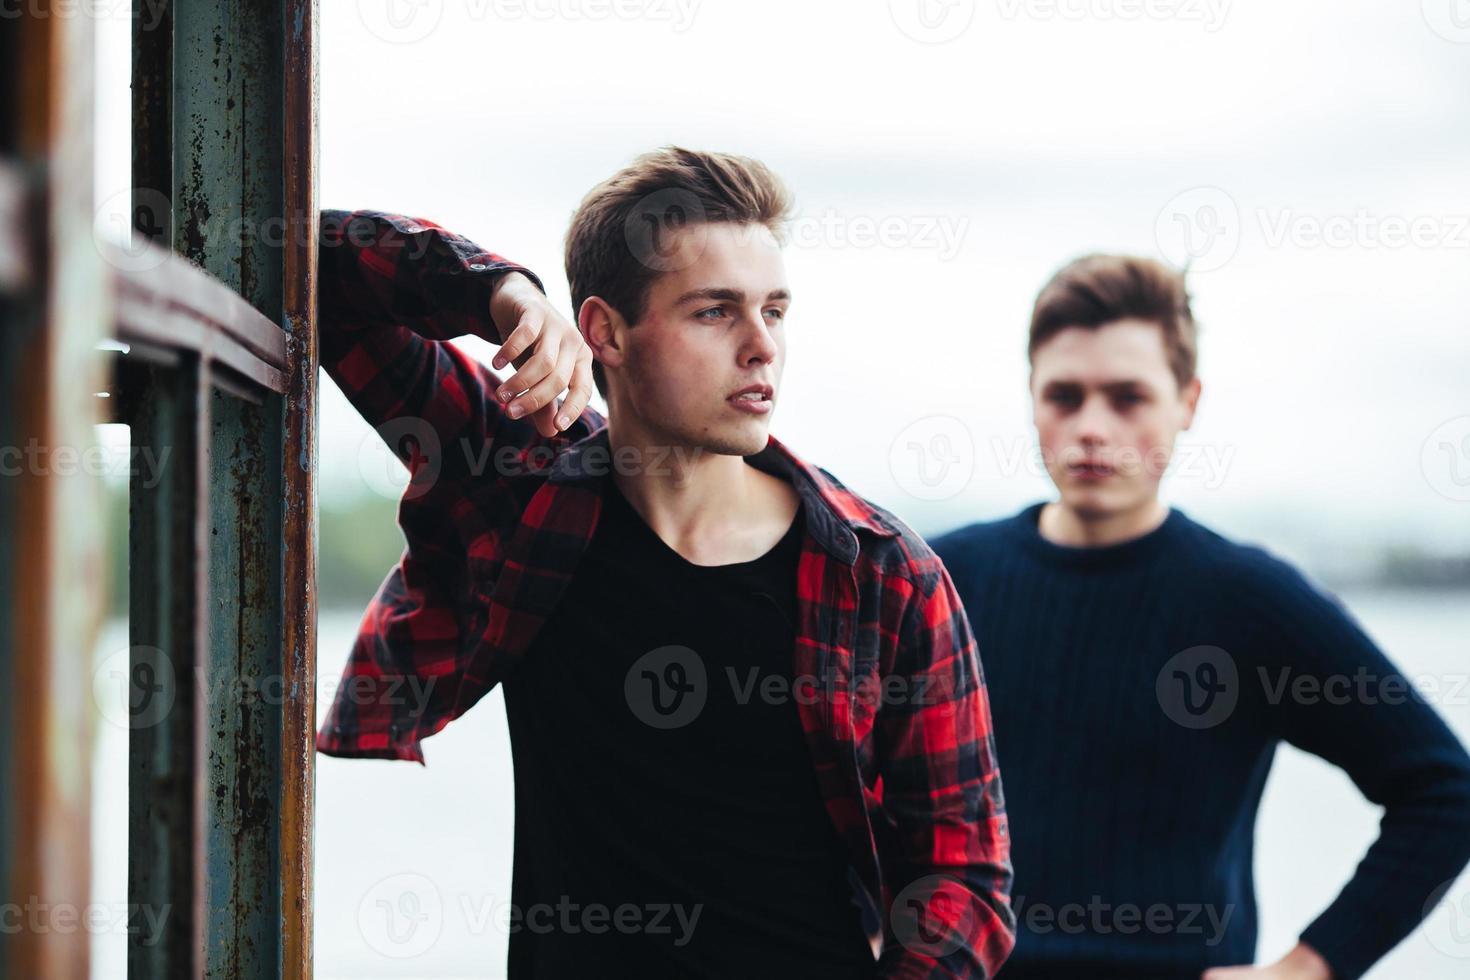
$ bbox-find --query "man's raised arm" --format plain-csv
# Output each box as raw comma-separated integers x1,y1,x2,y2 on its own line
313,209,596,764
317,208,595,469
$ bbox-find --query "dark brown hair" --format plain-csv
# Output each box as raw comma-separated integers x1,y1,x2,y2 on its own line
564,146,794,396
1029,254,1198,387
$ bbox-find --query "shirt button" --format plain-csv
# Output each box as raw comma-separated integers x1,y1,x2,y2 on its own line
469,262,488,271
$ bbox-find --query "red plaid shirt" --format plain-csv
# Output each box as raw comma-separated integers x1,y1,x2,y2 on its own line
314,208,1015,978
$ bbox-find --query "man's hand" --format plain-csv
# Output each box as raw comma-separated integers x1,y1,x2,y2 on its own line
487,271,595,438
1202,942,1333,980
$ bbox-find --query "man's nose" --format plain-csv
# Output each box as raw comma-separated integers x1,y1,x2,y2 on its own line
1073,394,1112,444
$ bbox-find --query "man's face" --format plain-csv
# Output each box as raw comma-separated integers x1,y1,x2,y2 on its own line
1029,318,1200,518
615,220,791,456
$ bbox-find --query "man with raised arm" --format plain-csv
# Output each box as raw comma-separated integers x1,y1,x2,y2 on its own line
315,147,1015,979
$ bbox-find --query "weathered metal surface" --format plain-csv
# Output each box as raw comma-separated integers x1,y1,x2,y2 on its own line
279,4,321,977
127,0,318,976
204,389,285,980
109,241,289,394
1,3,108,979
125,355,211,980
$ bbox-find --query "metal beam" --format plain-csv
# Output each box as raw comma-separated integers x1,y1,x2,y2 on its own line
1,4,108,978
128,1,319,975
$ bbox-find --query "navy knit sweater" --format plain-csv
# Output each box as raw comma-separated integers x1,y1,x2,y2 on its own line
931,502,1470,979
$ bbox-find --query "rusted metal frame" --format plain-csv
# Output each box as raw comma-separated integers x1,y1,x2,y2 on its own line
112,239,290,370
127,0,318,973
127,0,298,976
110,250,288,395
2,3,108,979
279,3,321,977
124,353,212,980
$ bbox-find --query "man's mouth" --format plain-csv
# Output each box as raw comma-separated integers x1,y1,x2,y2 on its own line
1067,460,1115,479
727,384,774,413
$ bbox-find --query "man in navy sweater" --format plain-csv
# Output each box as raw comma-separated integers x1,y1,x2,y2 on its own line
931,254,1470,980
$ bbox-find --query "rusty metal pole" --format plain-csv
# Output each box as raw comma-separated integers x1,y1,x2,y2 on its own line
127,0,318,975
0,3,109,978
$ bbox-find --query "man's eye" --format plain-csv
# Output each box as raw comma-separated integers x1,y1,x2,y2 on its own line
765,308,785,321
696,306,726,320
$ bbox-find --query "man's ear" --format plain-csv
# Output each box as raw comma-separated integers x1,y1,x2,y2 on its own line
578,296,626,374
1180,376,1203,430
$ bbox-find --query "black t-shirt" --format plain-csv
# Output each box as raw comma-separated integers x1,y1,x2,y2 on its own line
501,476,877,979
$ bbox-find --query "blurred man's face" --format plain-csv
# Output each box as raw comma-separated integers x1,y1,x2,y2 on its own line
614,220,791,456
1029,318,1200,518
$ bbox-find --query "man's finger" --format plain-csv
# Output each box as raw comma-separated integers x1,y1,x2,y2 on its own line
493,311,541,372
509,338,575,422
553,352,595,431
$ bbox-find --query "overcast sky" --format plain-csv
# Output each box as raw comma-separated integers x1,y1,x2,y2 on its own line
94,0,1470,564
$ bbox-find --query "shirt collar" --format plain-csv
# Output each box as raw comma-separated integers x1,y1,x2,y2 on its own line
540,424,898,565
